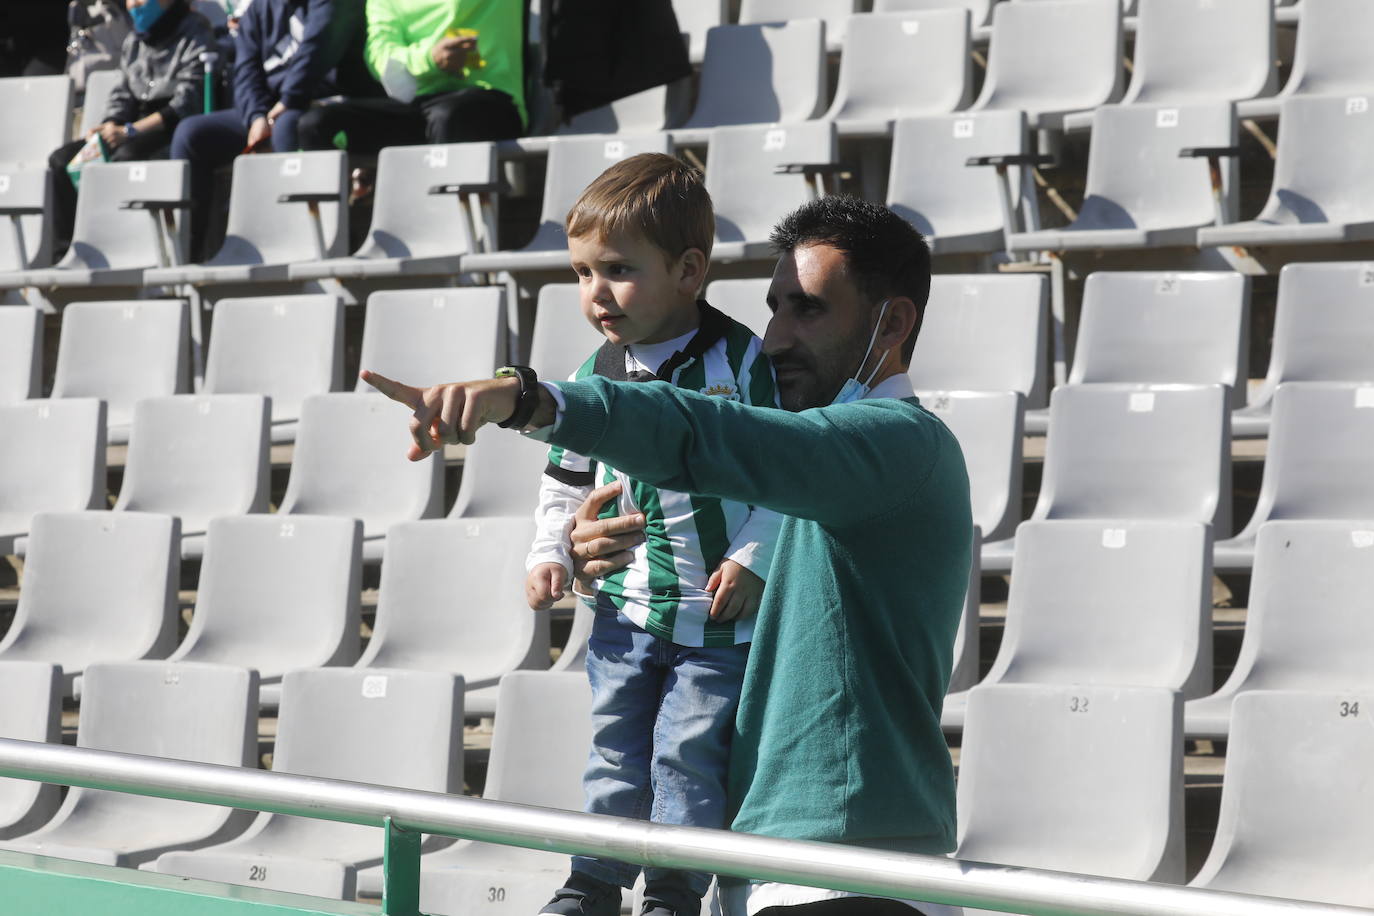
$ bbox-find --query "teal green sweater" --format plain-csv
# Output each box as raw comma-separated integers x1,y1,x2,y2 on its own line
548,376,971,854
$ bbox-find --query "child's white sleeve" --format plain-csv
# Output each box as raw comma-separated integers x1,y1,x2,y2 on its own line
526,450,594,578
723,506,783,581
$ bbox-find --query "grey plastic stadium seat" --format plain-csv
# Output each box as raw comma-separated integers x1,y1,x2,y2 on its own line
204,294,342,443
1188,522,1374,738
355,288,506,392
169,516,361,706
957,684,1184,894
887,111,1033,256
360,518,549,716
449,430,550,519
50,299,190,443
0,662,62,840
1008,103,1236,253
672,0,727,63
875,0,995,27
0,399,106,556
561,83,688,136
461,134,671,275
915,391,1024,542
0,512,179,694
823,11,972,134
739,0,858,51
0,166,53,271
0,161,190,290
1238,0,1374,120
156,667,462,900
678,22,828,132
0,306,41,403
1061,0,1276,133
946,525,982,695
707,121,837,263
529,284,610,381
704,279,773,339
1233,262,1374,436
550,603,593,673
0,661,258,867
289,143,499,282
1215,382,1374,571
946,520,1211,729
907,274,1050,408
144,151,347,287
0,77,73,167
77,69,122,138
970,0,1123,130
410,672,593,916
1188,690,1374,906
1198,95,1374,249
278,394,444,562
1024,270,1249,433
113,395,270,549
982,383,1230,572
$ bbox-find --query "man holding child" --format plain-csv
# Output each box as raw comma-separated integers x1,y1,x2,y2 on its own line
363,156,971,916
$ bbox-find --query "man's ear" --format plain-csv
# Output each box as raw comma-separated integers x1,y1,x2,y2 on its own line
677,247,709,297
878,296,919,354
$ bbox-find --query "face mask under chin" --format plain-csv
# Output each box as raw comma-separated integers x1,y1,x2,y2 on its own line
829,300,891,406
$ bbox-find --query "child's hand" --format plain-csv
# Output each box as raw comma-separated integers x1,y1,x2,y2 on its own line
706,559,764,622
526,562,568,611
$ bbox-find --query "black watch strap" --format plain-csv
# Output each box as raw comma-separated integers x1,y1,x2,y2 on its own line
495,365,540,429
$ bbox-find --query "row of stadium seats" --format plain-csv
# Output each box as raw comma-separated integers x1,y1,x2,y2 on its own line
1,662,1365,908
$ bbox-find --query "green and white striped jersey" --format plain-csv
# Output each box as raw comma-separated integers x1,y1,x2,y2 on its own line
526,302,781,646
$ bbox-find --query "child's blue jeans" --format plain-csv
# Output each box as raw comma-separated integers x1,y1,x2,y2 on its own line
573,598,750,899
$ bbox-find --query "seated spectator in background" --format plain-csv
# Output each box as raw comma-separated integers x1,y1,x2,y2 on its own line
46,0,213,257
297,0,525,155
170,0,366,258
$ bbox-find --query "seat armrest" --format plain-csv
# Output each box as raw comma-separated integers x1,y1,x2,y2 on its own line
428,181,507,195
120,199,194,211
0,205,45,216
277,192,339,204
773,162,845,176
966,154,1056,168
1178,146,1243,159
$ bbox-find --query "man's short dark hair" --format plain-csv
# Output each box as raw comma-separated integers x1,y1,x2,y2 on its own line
770,196,932,362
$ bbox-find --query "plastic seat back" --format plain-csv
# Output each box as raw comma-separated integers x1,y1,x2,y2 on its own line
0,512,179,682
707,121,836,245
1123,0,1276,106
1190,689,1374,905
530,284,608,381
205,294,342,423
739,0,858,46
279,394,444,538
874,0,994,26
1251,95,1374,228
886,111,1029,251
207,151,347,266
915,391,1024,542
973,0,1123,122
114,395,270,536
0,306,41,403
0,77,72,167
705,278,773,340
958,683,1184,882
77,69,122,137
0,399,107,549
356,288,505,392
50,299,190,429
908,274,1049,407
826,10,972,124
0,166,52,270
353,143,497,260
1071,272,1249,406
989,520,1212,696
361,518,550,702
60,160,189,270
0,662,61,839
448,430,550,520
1037,383,1230,533
172,515,361,679
682,21,828,128
1278,0,1374,101
672,0,728,62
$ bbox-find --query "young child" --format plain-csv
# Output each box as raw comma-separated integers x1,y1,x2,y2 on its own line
525,153,781,916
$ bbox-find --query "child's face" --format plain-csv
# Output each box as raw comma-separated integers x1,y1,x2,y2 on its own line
569,230,704,346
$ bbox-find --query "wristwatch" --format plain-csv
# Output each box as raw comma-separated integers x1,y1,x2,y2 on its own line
124,123,138,138
495,365,540,429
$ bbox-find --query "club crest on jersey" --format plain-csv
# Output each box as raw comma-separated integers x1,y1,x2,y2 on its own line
701,380,741,400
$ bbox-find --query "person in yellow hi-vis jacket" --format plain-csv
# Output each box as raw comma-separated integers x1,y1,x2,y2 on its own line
298,0,524,155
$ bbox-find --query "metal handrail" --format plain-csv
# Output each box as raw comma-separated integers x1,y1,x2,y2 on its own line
0,737,1365,916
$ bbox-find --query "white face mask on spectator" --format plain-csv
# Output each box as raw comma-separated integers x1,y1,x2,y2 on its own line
830,299,891,406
